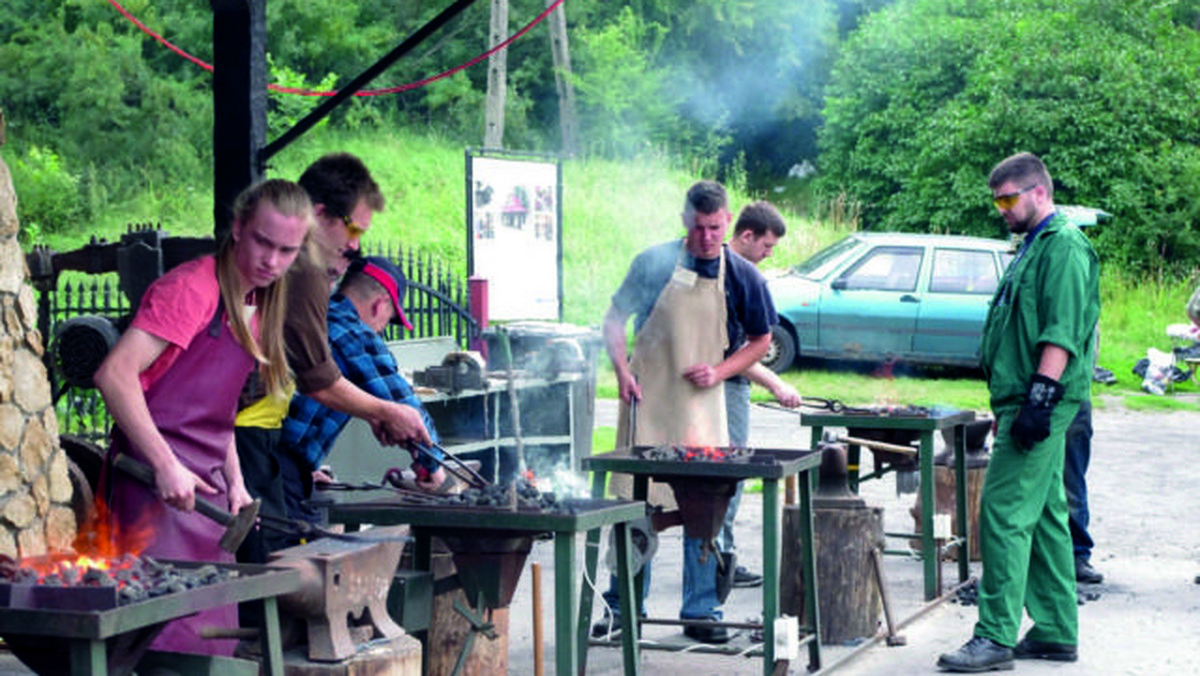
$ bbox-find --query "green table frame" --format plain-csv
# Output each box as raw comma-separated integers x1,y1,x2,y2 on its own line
802,409,974,601
326,496,646,676
580,449,823,676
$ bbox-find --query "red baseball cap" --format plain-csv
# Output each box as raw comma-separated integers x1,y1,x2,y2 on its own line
354,256,413,331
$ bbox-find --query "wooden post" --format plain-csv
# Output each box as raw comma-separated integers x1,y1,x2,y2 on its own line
427,542,510,675
210,0,267,242
484,0,509,148
544,0,578,156
910,465,987,561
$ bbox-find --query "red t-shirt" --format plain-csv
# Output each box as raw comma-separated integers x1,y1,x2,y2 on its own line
131,257,256,390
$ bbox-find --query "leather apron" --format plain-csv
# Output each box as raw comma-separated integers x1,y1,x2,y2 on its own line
105,299,255,656
612,244,729,507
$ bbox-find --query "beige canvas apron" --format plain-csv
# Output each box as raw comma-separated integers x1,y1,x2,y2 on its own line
611,244,729,507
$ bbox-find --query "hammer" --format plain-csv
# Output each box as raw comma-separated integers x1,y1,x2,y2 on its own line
111,453,259,553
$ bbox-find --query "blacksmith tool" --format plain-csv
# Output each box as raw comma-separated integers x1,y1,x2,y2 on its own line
408,441,491,489
111,453,259,553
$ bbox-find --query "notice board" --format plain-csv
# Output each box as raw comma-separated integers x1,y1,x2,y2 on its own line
466,149,563,321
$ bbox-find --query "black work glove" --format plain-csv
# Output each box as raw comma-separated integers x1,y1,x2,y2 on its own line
1010,373,1065,451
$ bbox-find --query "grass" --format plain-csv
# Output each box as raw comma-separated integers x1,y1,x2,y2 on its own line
29,125,1200,411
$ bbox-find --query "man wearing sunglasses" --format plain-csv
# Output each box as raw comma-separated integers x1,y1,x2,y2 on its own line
234,153,439,565
939,152,1099,672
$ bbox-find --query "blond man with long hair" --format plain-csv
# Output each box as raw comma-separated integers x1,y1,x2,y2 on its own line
95,179,312,655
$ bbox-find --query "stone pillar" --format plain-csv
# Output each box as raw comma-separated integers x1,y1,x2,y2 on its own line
0,115,76,559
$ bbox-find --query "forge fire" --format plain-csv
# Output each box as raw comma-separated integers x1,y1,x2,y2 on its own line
0,553,235,607
635,444,756,463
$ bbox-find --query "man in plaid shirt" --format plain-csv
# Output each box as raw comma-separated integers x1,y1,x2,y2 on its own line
280,256,442,530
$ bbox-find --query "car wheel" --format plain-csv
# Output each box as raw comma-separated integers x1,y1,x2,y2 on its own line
761,324,797,374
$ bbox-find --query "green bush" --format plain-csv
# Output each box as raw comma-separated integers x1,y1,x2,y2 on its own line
9,145,87,238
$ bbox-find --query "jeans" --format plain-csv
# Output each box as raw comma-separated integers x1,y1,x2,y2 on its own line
719,379,751,553
600,536,723,620
1063,399,1094,561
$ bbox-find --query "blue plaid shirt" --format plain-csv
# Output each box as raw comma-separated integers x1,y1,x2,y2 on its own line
282,294,439,471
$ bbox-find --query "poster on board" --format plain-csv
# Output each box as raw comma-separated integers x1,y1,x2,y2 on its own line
466,150,562,321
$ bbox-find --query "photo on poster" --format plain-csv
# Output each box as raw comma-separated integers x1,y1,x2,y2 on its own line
467,151,562,321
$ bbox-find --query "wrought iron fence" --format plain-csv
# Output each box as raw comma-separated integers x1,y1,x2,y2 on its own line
42,245,477,442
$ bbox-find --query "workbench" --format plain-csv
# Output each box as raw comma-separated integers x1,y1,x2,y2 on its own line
801,409,974,601
580,447,824,676
324,494,645,676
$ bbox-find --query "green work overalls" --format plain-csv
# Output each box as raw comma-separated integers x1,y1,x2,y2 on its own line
975,213,1100,647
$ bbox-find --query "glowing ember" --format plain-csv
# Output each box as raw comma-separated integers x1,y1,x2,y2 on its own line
636,445,755,463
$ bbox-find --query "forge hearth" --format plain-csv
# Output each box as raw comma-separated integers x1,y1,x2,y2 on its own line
0,559,302,676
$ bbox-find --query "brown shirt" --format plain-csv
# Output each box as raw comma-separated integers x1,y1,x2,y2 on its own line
283,248,342,394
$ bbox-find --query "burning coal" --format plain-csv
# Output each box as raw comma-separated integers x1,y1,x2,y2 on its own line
635,444,756,463
0,553,234,607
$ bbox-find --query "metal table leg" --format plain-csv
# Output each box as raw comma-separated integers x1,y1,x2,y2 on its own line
555,531,579,676
762,477,778,676
577,471,607,674
69,639,106,676
259,596,285,676
614,522,640,675
919,431,939,600
954,423,970,584
796,470,822,672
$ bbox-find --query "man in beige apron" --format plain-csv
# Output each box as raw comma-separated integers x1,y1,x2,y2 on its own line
596,181,775,644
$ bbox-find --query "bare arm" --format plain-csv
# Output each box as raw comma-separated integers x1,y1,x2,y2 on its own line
306,376,432,447
93,328,217,511
222,436,253,513
1037,344,1069,380
745,362,801,407
603,304,641,404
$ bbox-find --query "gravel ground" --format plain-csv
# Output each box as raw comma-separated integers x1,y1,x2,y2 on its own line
2,394,1196,675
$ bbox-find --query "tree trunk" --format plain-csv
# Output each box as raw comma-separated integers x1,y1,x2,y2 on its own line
545,0,578,156
781,504,883,645
484,0,508,148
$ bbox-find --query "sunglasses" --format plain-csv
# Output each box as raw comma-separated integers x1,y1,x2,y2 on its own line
992,184,1036,210
340,214,367,239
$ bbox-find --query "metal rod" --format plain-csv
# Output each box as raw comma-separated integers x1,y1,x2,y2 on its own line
260,0,479,162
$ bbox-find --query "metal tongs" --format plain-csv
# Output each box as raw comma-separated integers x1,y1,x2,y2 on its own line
408,441,491,489
757,397,870,415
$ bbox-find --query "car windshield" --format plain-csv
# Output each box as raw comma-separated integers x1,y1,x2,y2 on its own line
793,236,860,279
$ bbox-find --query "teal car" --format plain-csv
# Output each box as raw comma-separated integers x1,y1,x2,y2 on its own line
762,233,1013,372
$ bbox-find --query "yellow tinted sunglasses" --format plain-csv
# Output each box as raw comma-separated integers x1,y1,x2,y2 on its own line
992,184,1036,210
340,214,367,239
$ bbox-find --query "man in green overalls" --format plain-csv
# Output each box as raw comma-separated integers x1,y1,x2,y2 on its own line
939,152,1099,672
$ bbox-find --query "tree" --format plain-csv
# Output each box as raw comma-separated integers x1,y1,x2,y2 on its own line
817,0,1200,271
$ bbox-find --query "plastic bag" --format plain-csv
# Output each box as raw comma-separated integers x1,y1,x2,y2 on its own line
1141,348,1175,395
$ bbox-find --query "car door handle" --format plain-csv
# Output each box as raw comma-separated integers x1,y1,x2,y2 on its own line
899,294,920,303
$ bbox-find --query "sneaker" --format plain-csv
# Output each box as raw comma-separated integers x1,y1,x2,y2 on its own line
1013,636,1078,662
1075,557,1104,584
936,636,1014,672
732,565,763,588
590,612,621,639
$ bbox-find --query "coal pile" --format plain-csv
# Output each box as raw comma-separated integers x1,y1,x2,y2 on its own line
0,553,234,607
846,405,933,418
434,478,560,510
636,444,755,463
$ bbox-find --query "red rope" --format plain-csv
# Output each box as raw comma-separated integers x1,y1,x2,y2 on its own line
105,0,565,96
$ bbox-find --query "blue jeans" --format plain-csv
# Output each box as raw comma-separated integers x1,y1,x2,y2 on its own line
719,379,751,553
601,536,723,620
1063,399,1094,561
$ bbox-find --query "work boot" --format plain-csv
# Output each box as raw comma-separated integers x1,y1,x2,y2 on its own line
590,612,622,640
684,622,732,644
1075,557,1104,584
936,636,1014,672
1014,636,1078,662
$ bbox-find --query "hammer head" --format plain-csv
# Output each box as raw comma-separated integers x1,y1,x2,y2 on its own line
218,498,260,553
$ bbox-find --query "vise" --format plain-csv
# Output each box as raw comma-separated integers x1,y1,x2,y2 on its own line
413,351,487,395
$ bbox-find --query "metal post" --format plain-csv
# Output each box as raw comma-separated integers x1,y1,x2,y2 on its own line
554,531,578,676
955,423,970,583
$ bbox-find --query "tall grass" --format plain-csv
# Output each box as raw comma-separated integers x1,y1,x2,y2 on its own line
30,126,1199,407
